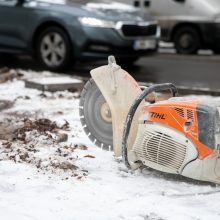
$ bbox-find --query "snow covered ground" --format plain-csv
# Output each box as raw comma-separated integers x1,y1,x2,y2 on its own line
0,70,220,220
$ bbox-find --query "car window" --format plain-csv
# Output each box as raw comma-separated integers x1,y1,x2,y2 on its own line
0,0,17,6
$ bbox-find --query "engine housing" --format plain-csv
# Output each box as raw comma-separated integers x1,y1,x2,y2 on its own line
131,122,198,174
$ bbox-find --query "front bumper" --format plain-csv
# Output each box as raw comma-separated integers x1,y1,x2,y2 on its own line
68,23,159,60
80,40,158,60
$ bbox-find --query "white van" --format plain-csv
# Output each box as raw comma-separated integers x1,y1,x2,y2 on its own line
119,0,220,54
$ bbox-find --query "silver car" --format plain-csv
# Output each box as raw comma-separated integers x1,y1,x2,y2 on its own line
122,0,220,54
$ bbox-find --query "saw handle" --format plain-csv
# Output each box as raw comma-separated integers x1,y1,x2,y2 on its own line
150,83,178,97
122,83,178,168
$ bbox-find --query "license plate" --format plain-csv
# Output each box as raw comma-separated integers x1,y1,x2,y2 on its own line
133,40,156,50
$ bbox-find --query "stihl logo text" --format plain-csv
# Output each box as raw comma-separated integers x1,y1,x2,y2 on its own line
149,112,166,120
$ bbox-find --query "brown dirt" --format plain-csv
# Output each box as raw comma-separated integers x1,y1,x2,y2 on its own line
0,115,68,142
0,100,14,111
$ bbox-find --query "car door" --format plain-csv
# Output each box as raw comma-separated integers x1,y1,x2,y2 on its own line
0,0,29,52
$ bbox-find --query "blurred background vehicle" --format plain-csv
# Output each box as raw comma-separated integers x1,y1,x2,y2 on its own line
121,0,220,55
0,0,159,71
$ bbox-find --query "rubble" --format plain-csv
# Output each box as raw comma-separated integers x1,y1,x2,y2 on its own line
0,115,88,179
0,100,13,111
77,144,88,151
56,132,68,143
58,161,78,170
0,67,23,83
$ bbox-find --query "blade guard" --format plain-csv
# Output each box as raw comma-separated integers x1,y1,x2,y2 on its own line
90,56,143,157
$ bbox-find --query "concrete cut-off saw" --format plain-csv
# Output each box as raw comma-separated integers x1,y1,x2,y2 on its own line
79,56,220,184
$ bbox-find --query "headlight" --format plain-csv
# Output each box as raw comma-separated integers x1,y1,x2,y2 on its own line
78,17,115,28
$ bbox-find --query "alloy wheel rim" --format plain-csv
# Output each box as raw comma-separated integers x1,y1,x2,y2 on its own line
179,33,193,49
40,32,66,67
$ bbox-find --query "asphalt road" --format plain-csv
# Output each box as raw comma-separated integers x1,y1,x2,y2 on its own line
71,52,220,91
0,51,220,91
132,53,220,89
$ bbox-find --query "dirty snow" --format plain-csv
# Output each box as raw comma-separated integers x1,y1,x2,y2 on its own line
0,70,220,220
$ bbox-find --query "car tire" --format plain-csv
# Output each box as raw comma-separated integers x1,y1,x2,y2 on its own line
174,26,200,55
36,26,72,71
79,78,113,150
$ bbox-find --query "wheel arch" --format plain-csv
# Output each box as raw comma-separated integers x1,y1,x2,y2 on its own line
32,20,73,52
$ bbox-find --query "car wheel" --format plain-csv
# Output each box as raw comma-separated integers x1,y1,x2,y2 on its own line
79,78,113,150
37,26,72,71
174,27,200,54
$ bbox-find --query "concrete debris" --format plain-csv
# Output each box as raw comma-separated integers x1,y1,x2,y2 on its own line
0,67,23,84
76,144,88,151
59,161,78,170
0,115,89,179
0,100,14,111
56,132,68,143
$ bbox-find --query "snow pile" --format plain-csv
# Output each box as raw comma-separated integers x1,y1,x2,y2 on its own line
0,71,220,220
